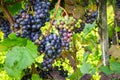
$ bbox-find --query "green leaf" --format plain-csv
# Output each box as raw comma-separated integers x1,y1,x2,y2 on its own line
115,26,120,32
32,74,42,80
73,33,77,45
68,68,82,80
110,61,120,73
7,2,22,15
0,33,27,52
82,52,89,63
80,63,91,74
99,66,113,75
83,21,96,36
5,45,38,78
8,33,17,39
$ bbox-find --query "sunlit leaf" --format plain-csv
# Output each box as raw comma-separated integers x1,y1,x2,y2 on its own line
5,43,38,78
83,22,96,36
0,33,27,52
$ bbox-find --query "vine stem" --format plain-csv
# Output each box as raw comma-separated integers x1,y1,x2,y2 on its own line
60,6,68,17
98,0,109,66
45,0,61,36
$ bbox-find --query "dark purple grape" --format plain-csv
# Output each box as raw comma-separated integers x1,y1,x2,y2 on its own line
13,0,50,42
0,16,11,38
38,33,62,71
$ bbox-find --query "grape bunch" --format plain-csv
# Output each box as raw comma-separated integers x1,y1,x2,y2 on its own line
85,10,98,24
38,33,62,70
0,16,11,38
53,17,76,50
58,28,73,50
14,0,50,41
116,0,120,9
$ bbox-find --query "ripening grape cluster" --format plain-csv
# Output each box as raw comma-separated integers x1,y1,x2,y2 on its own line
116,0,120,8
0,13,11,38
85,10,98,24
14,0,50,41
58,28,73,50
53,17,76,50
38,33,62,70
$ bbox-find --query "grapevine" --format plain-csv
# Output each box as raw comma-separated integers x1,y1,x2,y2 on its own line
1,0,116,80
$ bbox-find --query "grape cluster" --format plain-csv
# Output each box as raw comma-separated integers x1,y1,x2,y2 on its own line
85,10,98,24
14,0,50,41
58,28,73,50
38,33,62,70
116,0,120,8
0,16,11,38
53,17,76,50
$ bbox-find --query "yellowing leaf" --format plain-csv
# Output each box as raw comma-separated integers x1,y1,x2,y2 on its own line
108,45,120,58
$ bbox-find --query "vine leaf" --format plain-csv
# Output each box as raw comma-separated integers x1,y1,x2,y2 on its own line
64,4,75,15
99,66,113,75
80,63,91,74
0,33,27,52
65,0,75,5
108,45,120,58
73,5,85,19
68,68,81,80
110,61,120,73
7,2,22,15
82,52,89,64
5,41,38,78
83,21,96,36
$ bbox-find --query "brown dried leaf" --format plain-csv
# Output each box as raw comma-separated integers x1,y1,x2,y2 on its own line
65,0,75,5
64,4,75,15
73,5,85,19
50,71,65,80
108,45,120,58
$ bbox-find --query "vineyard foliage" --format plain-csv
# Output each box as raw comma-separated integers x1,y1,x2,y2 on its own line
0,0,120,80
